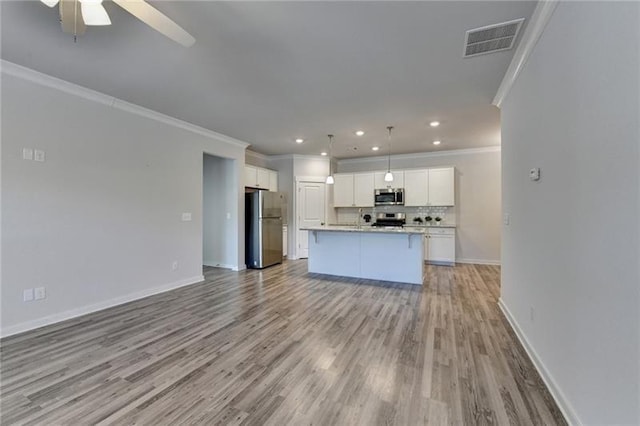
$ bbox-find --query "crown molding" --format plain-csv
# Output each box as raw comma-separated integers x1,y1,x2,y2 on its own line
268,154,330,161
0,60,249,149
336,146,501,166
492,1,559,108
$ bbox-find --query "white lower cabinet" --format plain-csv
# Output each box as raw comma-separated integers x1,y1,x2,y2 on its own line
423,228,455,265
283,226,288,257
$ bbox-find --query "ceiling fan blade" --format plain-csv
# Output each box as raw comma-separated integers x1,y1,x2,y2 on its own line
112,0,195,47
40,0,59,7
60,0,86,35
80,0,111,26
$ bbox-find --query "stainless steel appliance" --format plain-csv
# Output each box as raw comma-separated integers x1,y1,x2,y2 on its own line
372,212,406,227
246,191,285,269
374,188,404,206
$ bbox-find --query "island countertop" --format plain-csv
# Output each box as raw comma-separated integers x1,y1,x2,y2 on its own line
301,225,428,234
301,224,456,234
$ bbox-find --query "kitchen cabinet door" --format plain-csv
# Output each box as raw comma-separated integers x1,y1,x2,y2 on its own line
245,165,258,188
426,228,455,265
268,170,278,192
374,171,404,189
428,167,455,206
333,174,355,207
256,168,270,189
404,169,429,206
353,173,374,207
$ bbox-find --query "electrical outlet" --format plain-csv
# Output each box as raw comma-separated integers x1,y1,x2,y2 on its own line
181,212,192,222
35,287,46,300
23,148,33,160
172,261,178,271
503,213,510,225
23,288,34,302
529,167,541,181
34,150,46,162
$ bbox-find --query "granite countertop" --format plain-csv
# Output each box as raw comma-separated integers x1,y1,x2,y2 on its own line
301,225,428,235
328,223,457,229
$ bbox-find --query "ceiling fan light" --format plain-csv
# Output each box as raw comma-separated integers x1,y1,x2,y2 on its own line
40,0,59,7
81,1,111,26
326,175,335,185
384,171,394,182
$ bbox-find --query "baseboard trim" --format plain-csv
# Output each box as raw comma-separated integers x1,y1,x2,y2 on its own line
498,298,581,426
203,261,236,270
0,275,205,339
456,258,501,266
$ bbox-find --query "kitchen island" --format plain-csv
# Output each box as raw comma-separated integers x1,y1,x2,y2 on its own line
301,226,426,285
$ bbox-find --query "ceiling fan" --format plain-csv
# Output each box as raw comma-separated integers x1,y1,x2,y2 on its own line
40,0,195,47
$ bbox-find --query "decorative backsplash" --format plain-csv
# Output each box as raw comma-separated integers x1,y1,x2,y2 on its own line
335,205,456,225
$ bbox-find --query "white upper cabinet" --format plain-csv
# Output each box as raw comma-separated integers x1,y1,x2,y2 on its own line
245,165,278,191
428,167,455,206
245,165,258,188
353,173,374,207
374,171,404,189
256,168,270,189
333,174,355,207
268,170,278,192
333,173,374,207
404,169,429,206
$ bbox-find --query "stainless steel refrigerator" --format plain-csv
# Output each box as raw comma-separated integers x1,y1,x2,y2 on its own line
245,191,285,269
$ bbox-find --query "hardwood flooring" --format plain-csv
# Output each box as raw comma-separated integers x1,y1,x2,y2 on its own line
1,261,566,425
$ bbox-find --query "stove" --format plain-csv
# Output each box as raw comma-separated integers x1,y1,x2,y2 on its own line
372,212,406,228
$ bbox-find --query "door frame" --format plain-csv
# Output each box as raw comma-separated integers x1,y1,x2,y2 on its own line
294,176,330,260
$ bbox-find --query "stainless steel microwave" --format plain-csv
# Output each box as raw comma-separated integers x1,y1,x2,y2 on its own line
374,188,404,206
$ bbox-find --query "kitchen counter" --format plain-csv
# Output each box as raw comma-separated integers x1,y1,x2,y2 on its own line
301,225,427,234
302,227,424,285
326,223,457,229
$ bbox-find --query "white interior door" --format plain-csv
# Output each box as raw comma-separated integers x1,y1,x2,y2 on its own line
297,181,326,258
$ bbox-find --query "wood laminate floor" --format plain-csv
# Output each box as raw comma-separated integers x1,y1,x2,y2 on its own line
0,261,566,425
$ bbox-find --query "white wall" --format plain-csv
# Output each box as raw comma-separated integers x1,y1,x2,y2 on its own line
1,64,247,336
500,2,639,424
338,148,501,264
203,154,237,269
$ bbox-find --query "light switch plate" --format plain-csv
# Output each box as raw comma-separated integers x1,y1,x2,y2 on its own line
181,212,192,222
23,148,34,160
503,213,511,225
34,150,46,162
23,288,34,302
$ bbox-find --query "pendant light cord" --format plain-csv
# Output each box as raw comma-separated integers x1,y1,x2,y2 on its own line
387,126,393,172
328,134,334,176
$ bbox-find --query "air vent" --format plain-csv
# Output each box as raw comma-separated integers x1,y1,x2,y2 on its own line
464,18,525,57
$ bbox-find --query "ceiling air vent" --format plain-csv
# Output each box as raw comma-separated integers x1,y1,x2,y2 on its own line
464,18,525,58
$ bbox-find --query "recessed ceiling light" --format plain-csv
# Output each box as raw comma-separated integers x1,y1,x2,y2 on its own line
433,140,441,145
372,146,379,151
355,130,365,136
430,121,440,127
295,138,304,144
320,152,327,156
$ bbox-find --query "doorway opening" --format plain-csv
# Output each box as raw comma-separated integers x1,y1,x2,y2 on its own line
203,153,237,269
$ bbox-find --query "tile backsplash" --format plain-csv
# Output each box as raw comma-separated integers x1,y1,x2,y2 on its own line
335,206,456,225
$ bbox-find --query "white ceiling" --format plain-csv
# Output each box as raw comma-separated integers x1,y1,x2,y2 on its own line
1,1,536,158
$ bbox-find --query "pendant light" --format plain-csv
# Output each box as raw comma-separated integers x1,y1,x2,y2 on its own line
325,134,335,185
384,126,394,182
